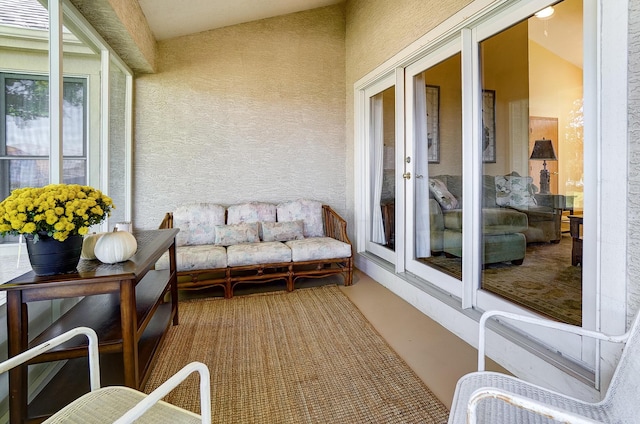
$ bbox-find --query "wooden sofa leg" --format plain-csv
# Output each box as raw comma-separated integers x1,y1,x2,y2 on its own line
345,259,353,286
224,269,232,299
286,265,294,292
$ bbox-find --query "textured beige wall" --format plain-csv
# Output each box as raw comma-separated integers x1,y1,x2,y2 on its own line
133,5,346,229
344,0,472,223
628,1,640,322
70,0,156,73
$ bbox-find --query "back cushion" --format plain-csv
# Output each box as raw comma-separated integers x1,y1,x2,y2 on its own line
173,203,226,246
227,202,277,225
277,199,324,238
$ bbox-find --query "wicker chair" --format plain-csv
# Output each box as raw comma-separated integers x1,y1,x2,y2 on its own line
448,310,640,423
1,327,211,424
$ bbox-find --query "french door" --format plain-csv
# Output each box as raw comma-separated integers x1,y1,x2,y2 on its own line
403,39,464,298
361,0,603,370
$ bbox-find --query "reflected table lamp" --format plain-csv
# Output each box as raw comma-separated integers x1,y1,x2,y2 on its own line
530,138,557,194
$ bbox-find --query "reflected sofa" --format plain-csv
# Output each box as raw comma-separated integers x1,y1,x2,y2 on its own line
429,173,565,265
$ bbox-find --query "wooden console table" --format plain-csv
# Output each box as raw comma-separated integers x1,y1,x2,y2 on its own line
1,229,179,424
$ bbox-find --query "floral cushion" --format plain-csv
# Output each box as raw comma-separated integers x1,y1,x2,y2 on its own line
214,222,260,246
261,220,304,242
276,199,324,238
429,178,459,210
495,175,537,208
227,202,277,225
155,245,227,271
226,241,292,267
285,237,351,262
173,203,226,246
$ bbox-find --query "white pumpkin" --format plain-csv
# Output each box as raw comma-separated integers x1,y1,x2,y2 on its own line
81,232,106,260
94,229,138,264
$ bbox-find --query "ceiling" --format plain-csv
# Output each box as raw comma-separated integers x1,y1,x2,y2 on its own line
137,0,344,41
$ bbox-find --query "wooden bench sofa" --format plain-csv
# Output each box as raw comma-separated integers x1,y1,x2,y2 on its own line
156,199,353,298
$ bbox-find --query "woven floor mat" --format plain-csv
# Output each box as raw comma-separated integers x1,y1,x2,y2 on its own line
144,285,450,423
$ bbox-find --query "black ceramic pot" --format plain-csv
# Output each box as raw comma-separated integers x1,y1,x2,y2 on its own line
25,233,83,276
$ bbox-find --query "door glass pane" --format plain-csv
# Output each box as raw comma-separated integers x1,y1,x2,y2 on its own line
2,76,87,188
479,0,583,325
415,53,463,281
369,86,396,252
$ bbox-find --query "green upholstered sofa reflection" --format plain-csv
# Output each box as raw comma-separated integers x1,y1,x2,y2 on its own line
429,173,565,266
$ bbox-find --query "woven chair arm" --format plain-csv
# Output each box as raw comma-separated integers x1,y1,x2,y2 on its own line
478,310,631,371
467,388,601,424
159,212,174,229
113,361,211,424
322,205,351,245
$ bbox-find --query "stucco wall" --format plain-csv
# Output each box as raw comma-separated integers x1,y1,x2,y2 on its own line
628,0,640,323
133,5,346,229
69,0,156,73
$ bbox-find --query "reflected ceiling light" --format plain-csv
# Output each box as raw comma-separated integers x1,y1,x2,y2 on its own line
535,6,555,19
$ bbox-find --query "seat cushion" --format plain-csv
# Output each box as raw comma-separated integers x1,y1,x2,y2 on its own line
173,203,226,246
285,237,351,262
482,208,528,234
155,245,227,272
443,208,528,234
43,386,202,424
226,241,291,267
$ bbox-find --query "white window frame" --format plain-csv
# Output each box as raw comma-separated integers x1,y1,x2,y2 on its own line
0,1,135,418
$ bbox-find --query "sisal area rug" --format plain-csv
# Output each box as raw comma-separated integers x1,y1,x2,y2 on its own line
144,285,450,423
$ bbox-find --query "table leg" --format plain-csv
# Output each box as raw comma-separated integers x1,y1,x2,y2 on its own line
120,279,139,389
7,291,27,424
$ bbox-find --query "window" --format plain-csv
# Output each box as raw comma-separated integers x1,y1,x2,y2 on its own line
1,74,88,198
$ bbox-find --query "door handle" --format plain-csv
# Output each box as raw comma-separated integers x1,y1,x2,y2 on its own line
403,172,411,180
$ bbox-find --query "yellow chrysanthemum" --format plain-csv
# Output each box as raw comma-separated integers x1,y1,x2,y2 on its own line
22,222,36,233
1,184,114,240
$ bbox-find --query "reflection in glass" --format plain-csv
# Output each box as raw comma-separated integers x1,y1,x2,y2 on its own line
479,0,583,325
415,53,463,280
370,87,396,251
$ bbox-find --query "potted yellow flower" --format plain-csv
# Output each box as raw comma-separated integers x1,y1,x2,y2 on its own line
0,184,114,275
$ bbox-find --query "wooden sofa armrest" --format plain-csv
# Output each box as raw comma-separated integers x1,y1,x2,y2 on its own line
159,212,174,230
322,205,351,245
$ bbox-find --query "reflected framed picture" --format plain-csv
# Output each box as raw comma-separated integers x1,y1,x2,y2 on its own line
426,85,440,163
482,89,496,163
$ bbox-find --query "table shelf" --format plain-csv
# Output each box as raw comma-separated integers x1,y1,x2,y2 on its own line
2,229,179,424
